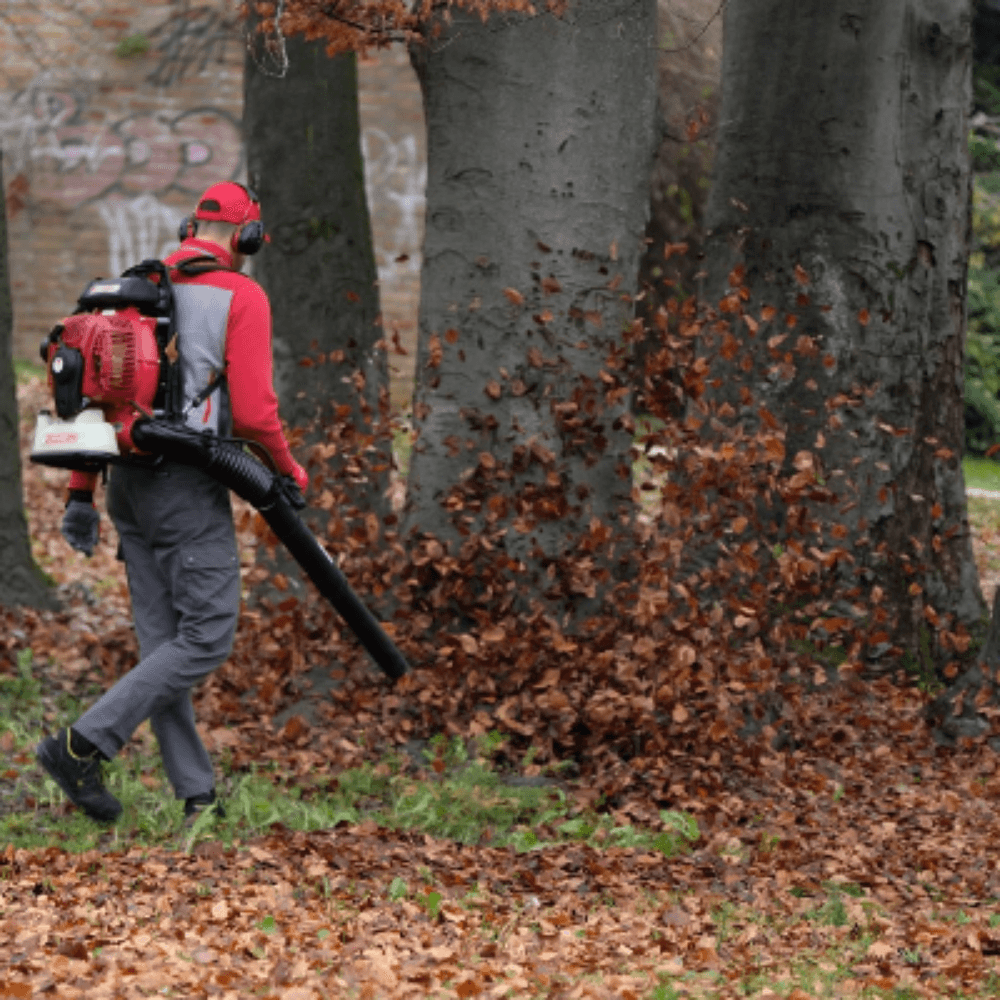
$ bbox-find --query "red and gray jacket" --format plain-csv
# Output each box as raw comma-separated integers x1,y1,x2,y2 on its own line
70,238,302,491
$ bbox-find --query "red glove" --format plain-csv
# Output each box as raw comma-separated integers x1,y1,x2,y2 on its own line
290,462,309,493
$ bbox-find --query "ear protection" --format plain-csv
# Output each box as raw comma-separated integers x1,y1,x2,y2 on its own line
230,184,266,255
177,183,267,256
177,215,198,242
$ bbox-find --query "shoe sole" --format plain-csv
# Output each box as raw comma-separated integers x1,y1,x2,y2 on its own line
36,739,122,823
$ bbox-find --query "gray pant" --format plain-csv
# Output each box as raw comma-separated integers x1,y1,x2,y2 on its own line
75,461,240,800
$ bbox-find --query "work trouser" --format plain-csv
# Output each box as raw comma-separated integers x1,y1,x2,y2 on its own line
74,461,240,800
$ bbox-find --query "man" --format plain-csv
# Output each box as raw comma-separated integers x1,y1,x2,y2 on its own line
36,181,308,825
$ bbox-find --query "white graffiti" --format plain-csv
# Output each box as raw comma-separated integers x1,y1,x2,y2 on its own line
98,193,185,276
361,127,426,293
0,81,243,209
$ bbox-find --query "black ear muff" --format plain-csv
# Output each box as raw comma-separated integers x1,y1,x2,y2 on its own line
178,216,198,242
232,219,265,256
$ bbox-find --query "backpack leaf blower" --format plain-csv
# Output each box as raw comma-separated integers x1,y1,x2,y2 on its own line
30,260,409,681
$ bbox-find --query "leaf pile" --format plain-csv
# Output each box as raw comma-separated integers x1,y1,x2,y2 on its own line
6,748,1000,997
8,306,1000,993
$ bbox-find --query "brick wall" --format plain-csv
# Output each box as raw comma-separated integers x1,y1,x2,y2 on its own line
0,0,425,411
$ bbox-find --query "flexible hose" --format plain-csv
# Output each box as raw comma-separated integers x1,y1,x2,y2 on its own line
131,418,409,680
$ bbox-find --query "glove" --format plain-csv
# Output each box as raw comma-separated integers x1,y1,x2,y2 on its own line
290,461,309,493
279,475,307,510
62,491,100,556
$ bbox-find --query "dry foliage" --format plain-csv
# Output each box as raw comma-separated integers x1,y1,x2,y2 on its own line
244,0,570,58
5,279,1000,994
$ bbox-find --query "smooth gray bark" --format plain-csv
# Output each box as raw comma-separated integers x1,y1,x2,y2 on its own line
244,35,390,519
701,0,981,666
403,0,658,616
0,152,58,610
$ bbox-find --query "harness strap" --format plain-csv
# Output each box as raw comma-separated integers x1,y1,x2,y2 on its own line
172,254,230,278
170,254,233,421
184,366,228,416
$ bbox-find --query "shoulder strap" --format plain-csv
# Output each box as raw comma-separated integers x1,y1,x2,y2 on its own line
172,254,231,278
184,365,228,417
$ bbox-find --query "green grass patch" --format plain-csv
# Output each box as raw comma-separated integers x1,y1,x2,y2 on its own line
114,33,151,59
0,669,698,859
15,359,46,383
964,455,1000,491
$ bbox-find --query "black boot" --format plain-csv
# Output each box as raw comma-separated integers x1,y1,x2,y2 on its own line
184,790,225,828
36,728,122,823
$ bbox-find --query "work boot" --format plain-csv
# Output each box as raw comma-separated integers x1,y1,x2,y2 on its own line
184,790,225,829
35,728,122,823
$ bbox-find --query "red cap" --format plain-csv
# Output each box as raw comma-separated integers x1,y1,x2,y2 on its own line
193,182,261,224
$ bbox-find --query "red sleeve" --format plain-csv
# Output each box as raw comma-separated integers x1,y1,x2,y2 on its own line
69,470,99,493
224,280,298,475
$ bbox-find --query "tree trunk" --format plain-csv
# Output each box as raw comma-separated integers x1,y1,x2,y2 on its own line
244,33,392,609
402,0,657,620
0,153,57,611
699,0,982,671
244,34,390,517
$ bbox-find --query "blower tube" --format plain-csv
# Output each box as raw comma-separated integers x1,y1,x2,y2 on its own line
131,418,409,681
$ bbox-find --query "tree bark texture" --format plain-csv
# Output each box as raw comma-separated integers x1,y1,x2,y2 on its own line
700,0,982,666
403,0,658,615
244,35,392,610
244,35,390,512
0,153,57,610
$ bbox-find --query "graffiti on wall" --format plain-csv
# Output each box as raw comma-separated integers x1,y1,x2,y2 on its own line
99,194,186,277
0,81,243,273
147,0,241,88
0,86,243,205
361,127,426,298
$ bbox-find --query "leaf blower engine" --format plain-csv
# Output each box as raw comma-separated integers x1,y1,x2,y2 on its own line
33,262,170,469
31,259,408,681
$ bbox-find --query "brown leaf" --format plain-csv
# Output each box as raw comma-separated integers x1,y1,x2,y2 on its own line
282,715,310,742
427,333,443,368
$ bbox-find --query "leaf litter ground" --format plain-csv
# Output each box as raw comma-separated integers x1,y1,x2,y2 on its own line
7,376,1000,997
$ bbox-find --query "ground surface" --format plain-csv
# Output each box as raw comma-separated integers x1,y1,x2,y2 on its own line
6,376,1000,998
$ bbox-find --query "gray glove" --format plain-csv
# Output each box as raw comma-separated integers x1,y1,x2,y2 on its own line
62,491,100,556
